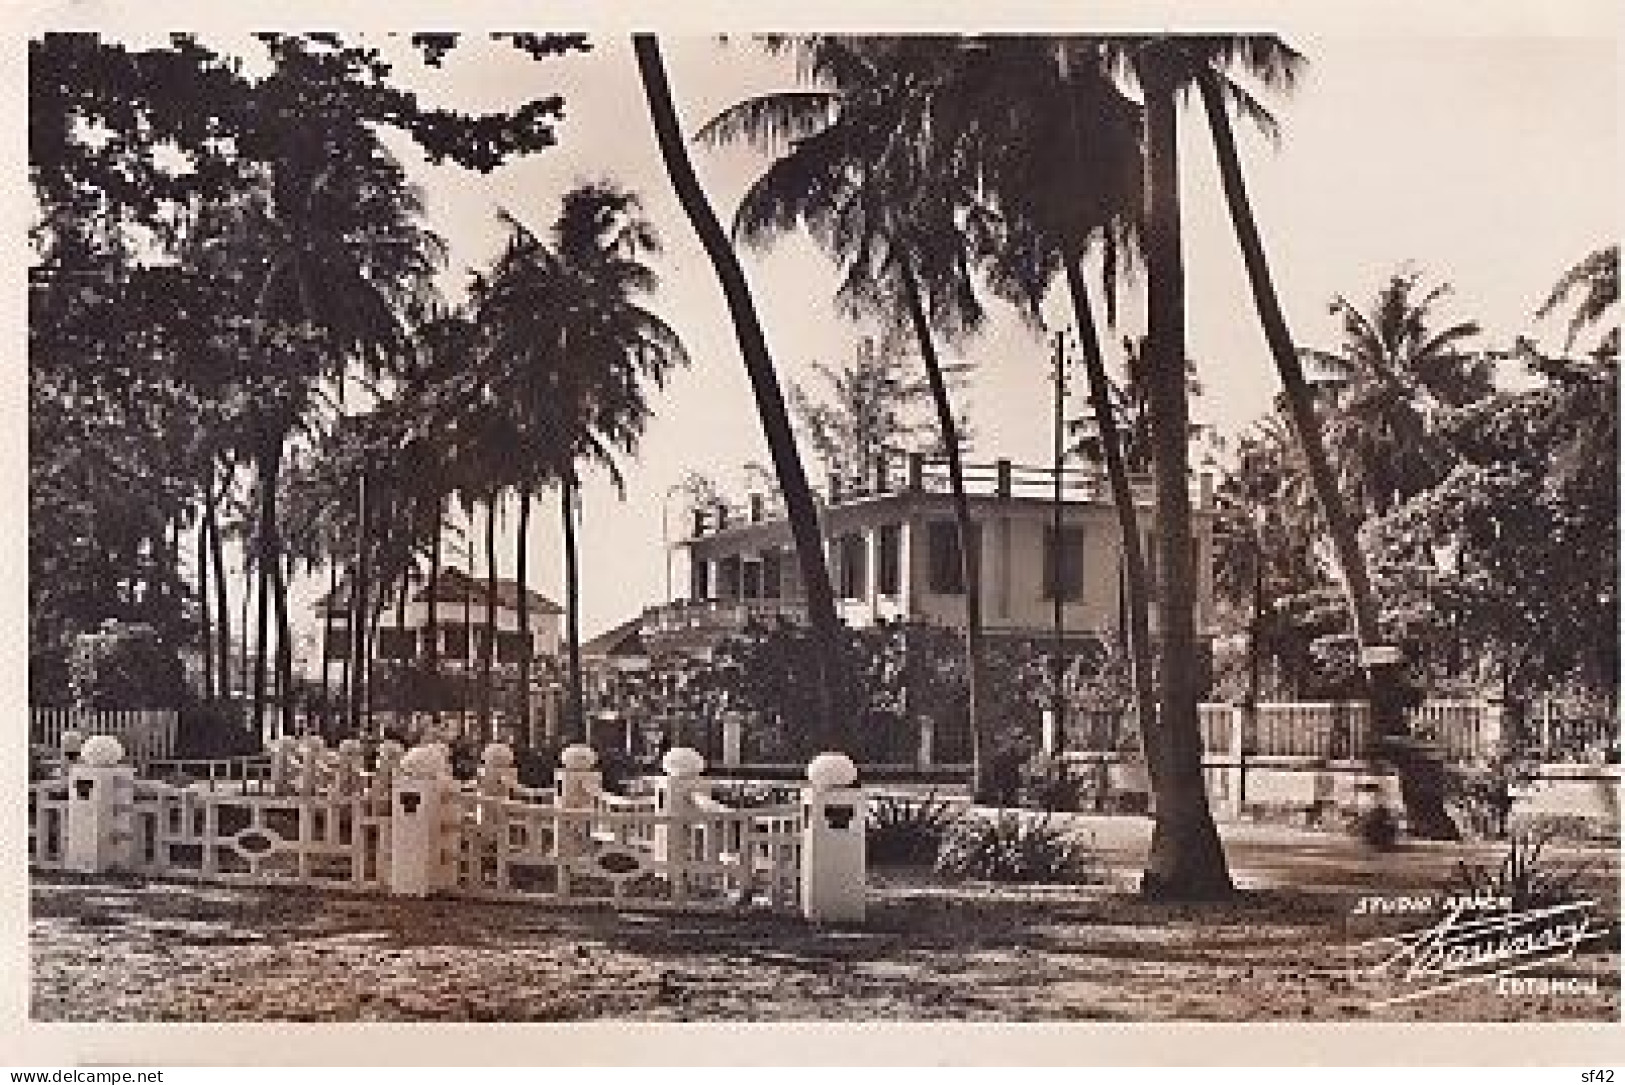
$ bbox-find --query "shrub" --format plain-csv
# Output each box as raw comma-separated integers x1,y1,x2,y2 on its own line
1354,804,1400,849
1445,754,1537,839
1019,754,1082,812
866,791,962,865
1444,829,1597,912
68,621,184,711
174,700,260,760
935,809,1105,885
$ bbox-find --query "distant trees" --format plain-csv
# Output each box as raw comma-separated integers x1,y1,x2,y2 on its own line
28,32,580,730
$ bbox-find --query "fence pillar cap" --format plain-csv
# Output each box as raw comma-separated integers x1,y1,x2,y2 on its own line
337,738,365,758
482,742,515,768
60,729,85,754
399,744,451,781
662,746,706,779
377,739,406,761
560,744,598,771
78,734,125,767
807,752,858,791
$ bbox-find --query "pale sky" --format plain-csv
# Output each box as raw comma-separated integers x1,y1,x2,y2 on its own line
370,32,1615,643
16,25,1622,652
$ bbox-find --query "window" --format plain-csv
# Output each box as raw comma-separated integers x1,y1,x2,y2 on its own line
691,559,710,601
323,629,349,660
719,556,742,600
836,533,867,599
497,631,530,664
761,550,782,600
877,524,901,596
377,627,416,661
1043,526,1086,601
927,520,980,595
742,560,763,600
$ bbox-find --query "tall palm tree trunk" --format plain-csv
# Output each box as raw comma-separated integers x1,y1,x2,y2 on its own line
1139,64,1234,899
238,550,253,718
515,484,534,745
560,479,586,746
427,500,443,732
1196,70,1458,840
197,508,214,703
251,437,283,740
897,261,990,802
1062,249,1163,797
348,472,370,735
393,546,411,738
635,34,847,754
482,491,499,737
206,480,231,703
270,549,294,736
321,557,339,736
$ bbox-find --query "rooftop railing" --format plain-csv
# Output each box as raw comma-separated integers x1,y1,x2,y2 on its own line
685,452,1210,539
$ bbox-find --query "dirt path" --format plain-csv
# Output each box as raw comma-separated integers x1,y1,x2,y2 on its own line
31,855,1619,1023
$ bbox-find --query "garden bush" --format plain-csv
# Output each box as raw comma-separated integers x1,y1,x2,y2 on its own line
1443,829,1597,912
865,791,962,865
935,809,1105,885
68,621,184,711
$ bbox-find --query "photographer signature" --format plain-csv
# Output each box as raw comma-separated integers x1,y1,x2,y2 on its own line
1356,899,1610,1007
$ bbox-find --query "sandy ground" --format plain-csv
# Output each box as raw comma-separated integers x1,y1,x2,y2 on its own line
30,822,1620,1023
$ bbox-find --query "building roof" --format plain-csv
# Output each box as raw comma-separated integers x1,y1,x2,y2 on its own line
314,567,563,616
581,614,648,660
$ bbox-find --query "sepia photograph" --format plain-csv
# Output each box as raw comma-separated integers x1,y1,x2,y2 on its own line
10,5,1622,1066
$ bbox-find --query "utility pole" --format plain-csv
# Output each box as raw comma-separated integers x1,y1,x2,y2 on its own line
1050,330,1069,759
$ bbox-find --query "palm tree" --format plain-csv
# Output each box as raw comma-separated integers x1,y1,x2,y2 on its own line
1190,40,1460,838
941,37,1165,804
634,35,849,752
1303,271,1489,521
472,183,688,747
697,36,1002,794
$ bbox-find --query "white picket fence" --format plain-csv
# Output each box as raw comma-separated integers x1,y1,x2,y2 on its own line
31,707,178,764
27,736,867,922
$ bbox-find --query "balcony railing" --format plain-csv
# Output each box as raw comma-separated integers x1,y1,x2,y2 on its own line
685,452,1207,539
642,598,809,637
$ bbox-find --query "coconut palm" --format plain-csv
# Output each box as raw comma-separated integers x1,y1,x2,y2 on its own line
1301,271,1489,521
937,37,1165,807
697,35,1007,794
634,35,850,752
471,183,688,746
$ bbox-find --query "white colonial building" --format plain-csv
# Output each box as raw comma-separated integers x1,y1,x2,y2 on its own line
639,453,1218,658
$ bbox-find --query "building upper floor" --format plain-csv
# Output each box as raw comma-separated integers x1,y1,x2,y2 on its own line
645,453,1218,656
314,567,563,667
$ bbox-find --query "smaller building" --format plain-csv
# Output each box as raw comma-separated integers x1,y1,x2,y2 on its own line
313,567,565,744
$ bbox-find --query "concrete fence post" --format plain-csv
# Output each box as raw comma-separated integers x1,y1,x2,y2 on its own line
65,735,134,875
388,744,453,897
373,739,405,803
555,744,603,867
916,715,935,771
476,743,517,825
268,736,298,796
655,747,707,869
1227,704,1249,819
332,739,366,798
800,752,867,923
720,712,744,768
